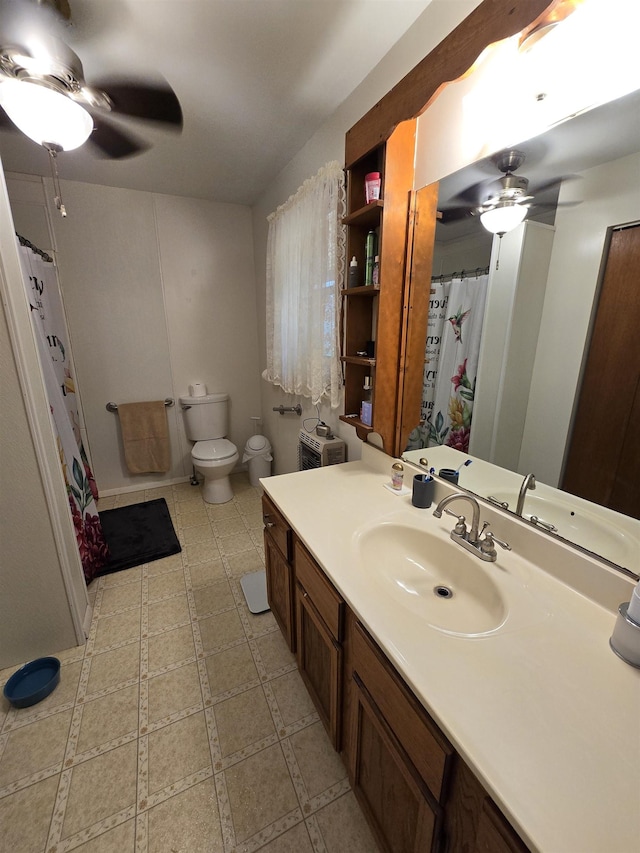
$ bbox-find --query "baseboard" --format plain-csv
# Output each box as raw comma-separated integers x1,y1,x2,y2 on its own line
98,464,249,498
99,476,191,498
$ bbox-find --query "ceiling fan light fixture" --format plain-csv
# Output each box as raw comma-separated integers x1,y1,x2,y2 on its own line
0,79,93,151
480,201,528,236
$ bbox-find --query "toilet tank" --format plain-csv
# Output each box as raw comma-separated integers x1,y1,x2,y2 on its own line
179,392,229,441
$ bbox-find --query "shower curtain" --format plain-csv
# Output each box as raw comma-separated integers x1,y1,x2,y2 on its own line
406,271,488,452
17,237,108,583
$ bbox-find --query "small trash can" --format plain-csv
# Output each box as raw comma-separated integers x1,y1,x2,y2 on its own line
243,435,273,487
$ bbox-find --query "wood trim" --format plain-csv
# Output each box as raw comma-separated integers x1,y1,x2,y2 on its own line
396,183,439,453
294,539,344,641
345,0,561,166
371,119,416,452
352,621,453,802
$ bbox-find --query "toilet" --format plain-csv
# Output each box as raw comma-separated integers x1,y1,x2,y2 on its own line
179,392,239,504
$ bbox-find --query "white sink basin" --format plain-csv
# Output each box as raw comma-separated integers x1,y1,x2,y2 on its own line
356,521,507,636
489,490,638,567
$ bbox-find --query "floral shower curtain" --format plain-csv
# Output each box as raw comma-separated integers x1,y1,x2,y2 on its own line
17,237,108,583
406,272,488,453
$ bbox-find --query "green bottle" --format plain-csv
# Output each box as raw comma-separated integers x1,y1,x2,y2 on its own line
365,230,377,286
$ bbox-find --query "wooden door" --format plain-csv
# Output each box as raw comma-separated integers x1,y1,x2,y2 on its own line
562,224,640,518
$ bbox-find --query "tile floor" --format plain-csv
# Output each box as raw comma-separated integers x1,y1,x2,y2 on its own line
0,473,377,853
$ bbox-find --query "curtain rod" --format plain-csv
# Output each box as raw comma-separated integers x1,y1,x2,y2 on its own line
16,233,53,264
431,265,489,284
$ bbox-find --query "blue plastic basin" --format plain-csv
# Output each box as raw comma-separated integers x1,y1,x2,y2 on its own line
3,657,61,708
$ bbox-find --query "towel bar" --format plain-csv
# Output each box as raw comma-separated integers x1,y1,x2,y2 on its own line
273,405,302,416
106,398,174,412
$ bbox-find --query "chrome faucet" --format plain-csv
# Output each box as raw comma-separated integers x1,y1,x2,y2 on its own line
433,492,511,562
433,493,481,542
516,473,536,516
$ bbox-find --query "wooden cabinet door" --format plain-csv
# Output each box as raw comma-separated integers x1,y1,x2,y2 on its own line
264,532,295,651
295,581,342,749
350,674,440,853
476,799,528,853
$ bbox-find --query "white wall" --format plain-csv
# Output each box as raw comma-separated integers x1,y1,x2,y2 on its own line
520,151,640,485
9,177,260,494
432,231,491,276
155,193,260,467
252,0,483,474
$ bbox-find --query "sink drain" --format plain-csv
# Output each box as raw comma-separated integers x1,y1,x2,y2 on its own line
434,585,453,599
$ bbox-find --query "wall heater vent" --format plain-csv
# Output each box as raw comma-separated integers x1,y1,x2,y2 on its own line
298,430,346,470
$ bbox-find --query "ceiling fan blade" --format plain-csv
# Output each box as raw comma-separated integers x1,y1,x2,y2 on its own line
0,106,17,131
93,79,183,127
438,207,476,224
88,116,149,159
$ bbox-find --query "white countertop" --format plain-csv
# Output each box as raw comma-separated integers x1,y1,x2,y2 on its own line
262,446,640,853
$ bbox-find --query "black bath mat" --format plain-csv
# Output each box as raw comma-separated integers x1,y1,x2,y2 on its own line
98,498,181,576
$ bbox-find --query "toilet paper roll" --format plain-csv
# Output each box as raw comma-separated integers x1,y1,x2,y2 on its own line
189,383,207,397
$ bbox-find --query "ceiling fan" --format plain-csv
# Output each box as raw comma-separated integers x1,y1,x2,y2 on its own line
0,0,183,159
439,150,537,236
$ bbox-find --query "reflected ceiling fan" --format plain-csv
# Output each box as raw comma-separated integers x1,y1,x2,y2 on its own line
439,149,566,236
0,0,183,160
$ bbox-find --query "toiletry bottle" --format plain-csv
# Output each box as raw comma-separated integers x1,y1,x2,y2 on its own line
391,462,404,490
360,379,372,426
364,230,377,286
348,256,359,288
365,172,381,204
372,255,380,286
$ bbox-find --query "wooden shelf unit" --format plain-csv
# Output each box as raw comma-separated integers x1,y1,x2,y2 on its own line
340,120,417,446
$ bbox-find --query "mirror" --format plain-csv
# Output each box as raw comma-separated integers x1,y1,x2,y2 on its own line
402,88,640,572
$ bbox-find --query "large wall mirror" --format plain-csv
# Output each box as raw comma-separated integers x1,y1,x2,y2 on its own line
402,86,640,572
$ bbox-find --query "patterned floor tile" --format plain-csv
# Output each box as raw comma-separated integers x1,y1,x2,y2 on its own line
0,476,372,853
214,686,275,758
145,777,224,852
147,662,202,725
0,709,71,791
223,743,299,844
59,740,138,841
146,712,210,797
0,775,59,852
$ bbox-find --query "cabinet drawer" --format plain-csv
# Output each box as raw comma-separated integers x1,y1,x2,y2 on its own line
352,621,452,803
262,495,291,561
294,539,344,641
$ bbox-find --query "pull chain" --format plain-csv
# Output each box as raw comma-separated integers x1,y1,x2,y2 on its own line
495,234,503,270
46,144,67,217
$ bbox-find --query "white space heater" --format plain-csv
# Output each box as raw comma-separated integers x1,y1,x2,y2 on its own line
298,429,346,470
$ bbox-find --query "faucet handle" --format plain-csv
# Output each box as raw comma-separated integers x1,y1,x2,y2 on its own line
441,508,468,535
479,531,511,558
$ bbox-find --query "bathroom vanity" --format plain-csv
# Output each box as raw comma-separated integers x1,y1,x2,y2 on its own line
261,444,639,853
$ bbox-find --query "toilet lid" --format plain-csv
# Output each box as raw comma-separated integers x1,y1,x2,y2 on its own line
192,439,237,462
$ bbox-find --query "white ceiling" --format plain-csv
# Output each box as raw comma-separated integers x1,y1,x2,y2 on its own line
0,0,433,204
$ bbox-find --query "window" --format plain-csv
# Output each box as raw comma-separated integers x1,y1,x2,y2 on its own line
265,161,346,407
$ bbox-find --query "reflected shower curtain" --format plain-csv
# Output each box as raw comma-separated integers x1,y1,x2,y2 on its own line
406,272,488,452
17,238,108,583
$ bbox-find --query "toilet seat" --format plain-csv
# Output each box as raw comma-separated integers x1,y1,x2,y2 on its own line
192,438,237,462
